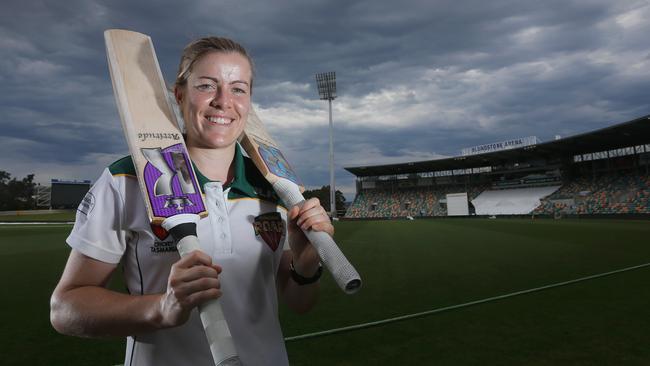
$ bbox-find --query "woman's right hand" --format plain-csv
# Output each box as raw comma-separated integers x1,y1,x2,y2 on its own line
158,251,222,328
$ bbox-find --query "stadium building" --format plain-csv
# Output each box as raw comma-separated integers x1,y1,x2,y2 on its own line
344,115,650,219
49,179,92,209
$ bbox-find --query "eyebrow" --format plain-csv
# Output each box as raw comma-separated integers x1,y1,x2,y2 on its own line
198,76,250,86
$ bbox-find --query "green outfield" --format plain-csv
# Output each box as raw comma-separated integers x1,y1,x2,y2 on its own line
0,211,76,222
2,217,649,365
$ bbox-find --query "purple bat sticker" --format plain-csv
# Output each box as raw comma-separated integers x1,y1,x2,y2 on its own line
141,144,205,218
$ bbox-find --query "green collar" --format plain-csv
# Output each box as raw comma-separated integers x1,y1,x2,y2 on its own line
193,143,258,198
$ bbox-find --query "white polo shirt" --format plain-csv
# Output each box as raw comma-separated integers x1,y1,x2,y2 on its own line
68,144,290,366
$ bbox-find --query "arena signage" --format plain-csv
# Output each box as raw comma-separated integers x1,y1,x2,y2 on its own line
462,136,540,156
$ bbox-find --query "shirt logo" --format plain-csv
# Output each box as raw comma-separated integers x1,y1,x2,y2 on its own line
149,224,176,253
151,224,169,241
77,192,95,216
253,212,285,252
150,239,178,253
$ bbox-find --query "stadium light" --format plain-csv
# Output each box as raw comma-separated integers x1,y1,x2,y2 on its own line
315,71,338,218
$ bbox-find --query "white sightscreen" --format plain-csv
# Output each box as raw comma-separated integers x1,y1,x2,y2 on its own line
447,192,469,216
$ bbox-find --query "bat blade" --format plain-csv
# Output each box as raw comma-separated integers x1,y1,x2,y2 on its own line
241,109,303,187
104,29,240,365
104,29,206,223
240,108,362,294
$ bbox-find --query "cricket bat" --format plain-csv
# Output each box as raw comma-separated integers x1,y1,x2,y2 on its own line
240,108,362,294
104,29,241,366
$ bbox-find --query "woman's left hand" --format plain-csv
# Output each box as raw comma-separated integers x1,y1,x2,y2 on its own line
287,198,334,275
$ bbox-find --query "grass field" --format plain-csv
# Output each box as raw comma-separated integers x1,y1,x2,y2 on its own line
0,211,76,222
2,217,649,365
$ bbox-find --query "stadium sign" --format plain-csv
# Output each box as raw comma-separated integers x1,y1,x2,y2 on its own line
462,136,540,156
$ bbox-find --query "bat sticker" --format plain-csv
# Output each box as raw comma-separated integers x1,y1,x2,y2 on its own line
255,139,302,186
141,144,205,218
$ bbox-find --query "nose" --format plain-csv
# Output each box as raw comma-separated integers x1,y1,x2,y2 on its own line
210,87,232,109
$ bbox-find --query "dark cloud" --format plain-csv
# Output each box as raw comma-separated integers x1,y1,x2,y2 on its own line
1,0,648,197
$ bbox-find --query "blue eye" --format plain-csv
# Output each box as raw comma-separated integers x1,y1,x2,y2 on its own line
232,87,247,95
196,84,216,92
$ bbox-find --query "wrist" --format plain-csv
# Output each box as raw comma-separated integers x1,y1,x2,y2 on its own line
150,293,176,329
292,249,320,275
292,259,319,277
290,260,322,285
147,294,165,329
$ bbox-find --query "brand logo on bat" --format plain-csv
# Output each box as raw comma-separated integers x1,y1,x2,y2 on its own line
138,132,181,142
141,144,205,218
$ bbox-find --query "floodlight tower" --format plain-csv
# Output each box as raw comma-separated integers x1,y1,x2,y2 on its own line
315,71,337,218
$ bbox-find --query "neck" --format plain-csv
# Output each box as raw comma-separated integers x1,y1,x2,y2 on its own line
187,143,237,184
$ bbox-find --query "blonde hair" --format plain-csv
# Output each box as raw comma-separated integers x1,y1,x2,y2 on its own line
174,36,254,93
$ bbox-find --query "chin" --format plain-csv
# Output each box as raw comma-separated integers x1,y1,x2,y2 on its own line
209,138,238,149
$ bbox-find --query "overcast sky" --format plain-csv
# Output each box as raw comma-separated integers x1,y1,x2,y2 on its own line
1,0,649,199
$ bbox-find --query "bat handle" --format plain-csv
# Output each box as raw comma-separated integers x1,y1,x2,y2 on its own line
272,179,362,294
163,215,242,366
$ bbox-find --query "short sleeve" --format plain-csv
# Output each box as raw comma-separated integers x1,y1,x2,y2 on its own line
66,168,128,264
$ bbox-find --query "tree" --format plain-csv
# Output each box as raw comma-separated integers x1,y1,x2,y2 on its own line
0,171,36,211
302,185,346,215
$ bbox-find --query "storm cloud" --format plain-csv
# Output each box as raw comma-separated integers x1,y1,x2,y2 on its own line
1,0,648,197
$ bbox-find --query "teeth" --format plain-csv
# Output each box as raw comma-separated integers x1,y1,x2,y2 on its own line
207,116,232,125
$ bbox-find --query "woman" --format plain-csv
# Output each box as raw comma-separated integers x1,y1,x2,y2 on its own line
50,36,332,366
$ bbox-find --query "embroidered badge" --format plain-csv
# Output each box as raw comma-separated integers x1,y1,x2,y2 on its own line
253,212,285,251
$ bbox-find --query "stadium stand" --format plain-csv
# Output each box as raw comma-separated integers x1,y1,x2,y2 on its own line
344,115,650,219
345,185,486,218
534,170,650,216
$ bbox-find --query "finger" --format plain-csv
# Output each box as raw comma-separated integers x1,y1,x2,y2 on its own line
169,273,221,301
299,215,333,233
174,250,214,269
174,264,220,283
288,205,301,221
183,287,222,307
298,198,321,214
296,206,328,227
176,276,221,297
310,221,335,236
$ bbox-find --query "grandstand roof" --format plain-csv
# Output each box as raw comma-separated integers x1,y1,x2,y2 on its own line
345,115,650,177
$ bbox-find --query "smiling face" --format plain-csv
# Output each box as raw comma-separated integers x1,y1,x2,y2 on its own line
176,51,252,150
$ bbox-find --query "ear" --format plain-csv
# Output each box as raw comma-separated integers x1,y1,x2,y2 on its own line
174,86,184,104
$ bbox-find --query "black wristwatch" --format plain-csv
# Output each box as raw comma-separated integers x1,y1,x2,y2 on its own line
289,260,323,285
